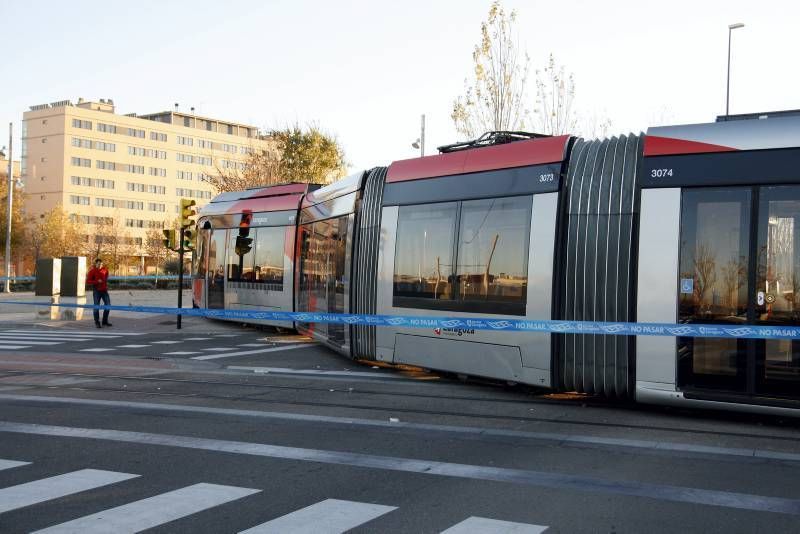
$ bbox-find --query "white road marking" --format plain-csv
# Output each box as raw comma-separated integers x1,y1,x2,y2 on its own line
237,343,264,347
191,344,307,361
201,347,237,351
0,345,30,350
0,334,93,341
2,330,145,336
162,351,201,355
151,340,181,345
116,344,151,348
227,366,404,379
34,483,260,533
4,421,798,515
184,337,212,340
213,334,240,337
79,348,116,352
0,458,30,471
0,338,63,345
0,469,138,514
239,498,396,534
441,517,549,533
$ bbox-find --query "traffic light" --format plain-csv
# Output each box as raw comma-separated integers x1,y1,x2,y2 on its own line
183,226,197,251
235,235,253,256
162,229,177,251
179,198,197,229
239,211,252,237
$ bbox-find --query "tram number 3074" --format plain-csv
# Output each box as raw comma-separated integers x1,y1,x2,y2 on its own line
650,168,674,178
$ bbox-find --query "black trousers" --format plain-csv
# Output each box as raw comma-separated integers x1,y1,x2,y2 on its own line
93,290,110,324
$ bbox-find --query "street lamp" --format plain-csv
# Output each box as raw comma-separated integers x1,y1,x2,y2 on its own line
410,114,425,157
726,22,745,116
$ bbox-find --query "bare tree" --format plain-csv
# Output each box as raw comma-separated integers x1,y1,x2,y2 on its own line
693,243,717,311
721,255,747,315
534,53,577,135
451,1,530,138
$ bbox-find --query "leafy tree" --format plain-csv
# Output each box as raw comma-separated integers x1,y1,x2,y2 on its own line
0,168,25,275
26,206,84,273
451,1,530,138
205,125,346,193
275,126,347,184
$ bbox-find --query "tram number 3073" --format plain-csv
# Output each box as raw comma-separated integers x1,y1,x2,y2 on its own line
650,168,674,178
539,173,555,183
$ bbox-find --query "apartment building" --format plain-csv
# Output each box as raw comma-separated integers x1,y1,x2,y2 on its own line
22,98,269,264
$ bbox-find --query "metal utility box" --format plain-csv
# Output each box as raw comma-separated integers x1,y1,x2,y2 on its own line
60,256,87,297
35,258,62,296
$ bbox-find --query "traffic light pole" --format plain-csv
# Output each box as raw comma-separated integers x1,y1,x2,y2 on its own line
177,227,184,329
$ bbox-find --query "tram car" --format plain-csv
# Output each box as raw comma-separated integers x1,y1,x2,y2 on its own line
193,112,800,415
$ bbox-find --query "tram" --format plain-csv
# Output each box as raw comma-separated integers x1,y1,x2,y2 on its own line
193,113,800,415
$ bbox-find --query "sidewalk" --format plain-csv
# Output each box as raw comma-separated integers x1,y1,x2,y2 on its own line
0,289,239,333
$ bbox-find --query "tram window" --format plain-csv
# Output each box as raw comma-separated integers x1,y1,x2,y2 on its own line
227,230,255,281
253,226,285,287
393,202,458,303
456,196,531,314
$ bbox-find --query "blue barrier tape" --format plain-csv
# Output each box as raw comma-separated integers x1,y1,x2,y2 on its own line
1,300,799,340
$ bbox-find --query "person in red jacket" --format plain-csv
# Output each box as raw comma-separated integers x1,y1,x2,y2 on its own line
86,258,112,328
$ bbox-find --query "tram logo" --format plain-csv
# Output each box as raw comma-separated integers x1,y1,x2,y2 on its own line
600,324,627,334
488,321,512,329
441,320,465,328
435,327,476,337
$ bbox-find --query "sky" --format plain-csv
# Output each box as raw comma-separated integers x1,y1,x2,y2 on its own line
1,0,798,173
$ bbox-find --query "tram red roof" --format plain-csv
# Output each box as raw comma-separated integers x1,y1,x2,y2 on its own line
386,135,570,183
644,116,800,156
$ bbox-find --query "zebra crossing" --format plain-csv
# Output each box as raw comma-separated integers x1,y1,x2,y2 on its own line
0,458,549,533
0,329,146,351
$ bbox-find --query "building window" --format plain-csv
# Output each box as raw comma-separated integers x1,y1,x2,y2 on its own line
184,116,191,127
176,170,193,180
95,141,115,152
96,160,116,170
70,195,90,206
95,198,116,208
177,136,194,146
97,123,117,134
227,124,234,135
148,202,166,212
127,182,146,193
71,119,92,129
196,156,212,166
71,157,91,167
126,128,145,138
123,164,145,174
41,138,47,144
125,201,144,210
149,167,166,177
150,132,167,142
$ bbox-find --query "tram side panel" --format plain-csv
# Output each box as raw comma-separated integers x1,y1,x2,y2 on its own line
635,116,800,414
373,136,572,387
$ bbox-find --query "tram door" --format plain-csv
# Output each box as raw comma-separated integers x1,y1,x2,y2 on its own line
297,217,348,346
677,186,800,400
207,229,227,309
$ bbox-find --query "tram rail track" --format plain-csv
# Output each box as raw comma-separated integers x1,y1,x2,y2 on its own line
1,368,798,442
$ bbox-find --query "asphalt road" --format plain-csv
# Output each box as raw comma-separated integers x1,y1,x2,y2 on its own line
0,312,798,533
